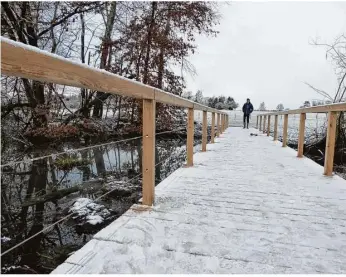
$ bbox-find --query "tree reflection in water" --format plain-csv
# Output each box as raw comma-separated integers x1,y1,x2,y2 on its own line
1,137,193,273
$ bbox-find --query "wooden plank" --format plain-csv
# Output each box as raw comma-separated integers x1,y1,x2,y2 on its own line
142,99,156,206
274,115,278,141
211,112,215,143
324,111,337,176
202,111,207,152
267,115,271,136
53,127,346,275
297,113,306,157
155,89,193,108
263,115,267,133
187,108,194,167
282,114,288,147
193,103,207,111
1,38,226,112
257,102,346,116
259,116,262,131
1,38,155,100
216,113,220,137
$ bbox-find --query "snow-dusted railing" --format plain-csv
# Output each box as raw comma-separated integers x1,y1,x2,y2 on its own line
0,37,229,206
1,37,223,113
256,103,346,176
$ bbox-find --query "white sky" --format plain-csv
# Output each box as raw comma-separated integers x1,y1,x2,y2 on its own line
183,1,346,110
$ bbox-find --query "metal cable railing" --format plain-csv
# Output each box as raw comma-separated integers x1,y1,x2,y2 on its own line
0,127,190,168
0,127,195,257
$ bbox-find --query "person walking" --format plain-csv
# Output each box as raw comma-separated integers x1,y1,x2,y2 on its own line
242,98,254,129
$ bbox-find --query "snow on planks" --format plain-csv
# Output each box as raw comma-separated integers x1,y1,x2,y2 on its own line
52,128,346,274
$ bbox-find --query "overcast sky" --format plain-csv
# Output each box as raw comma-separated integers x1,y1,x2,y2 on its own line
183,1,346,110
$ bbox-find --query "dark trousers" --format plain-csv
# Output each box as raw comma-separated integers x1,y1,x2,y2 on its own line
243,114,250,127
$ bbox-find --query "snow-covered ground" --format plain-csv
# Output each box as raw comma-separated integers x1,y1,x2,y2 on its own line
69,198,111,226
52,128,346,274
1,237,11,243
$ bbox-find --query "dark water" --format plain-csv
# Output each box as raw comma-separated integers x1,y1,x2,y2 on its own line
1,137,199,274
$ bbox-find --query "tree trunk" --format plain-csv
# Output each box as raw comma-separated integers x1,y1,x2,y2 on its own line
32,80,47,128
143,2,157,85
80,13,90,118
20,158,48,271
93,2,117,118
93,146,106,177
81,150,91,181
23,2,48,128
156,7,171,124
135,2,158,128
157,7,171,89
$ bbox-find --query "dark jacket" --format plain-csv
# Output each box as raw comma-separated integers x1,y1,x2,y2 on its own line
242,102,254,115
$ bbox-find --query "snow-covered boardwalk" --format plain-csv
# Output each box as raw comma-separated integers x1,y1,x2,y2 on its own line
52,127,346,274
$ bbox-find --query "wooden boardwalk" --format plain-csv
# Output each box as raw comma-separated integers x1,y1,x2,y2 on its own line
52,127,346,274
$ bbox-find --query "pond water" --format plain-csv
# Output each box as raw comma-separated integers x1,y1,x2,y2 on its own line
1,136,202,274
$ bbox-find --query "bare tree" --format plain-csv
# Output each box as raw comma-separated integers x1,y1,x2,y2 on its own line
276,103,284,111
259,102,266,111
308,34,346,103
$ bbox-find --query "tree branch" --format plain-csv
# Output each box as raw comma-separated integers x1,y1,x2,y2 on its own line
304,82,333,101
37,4,102,38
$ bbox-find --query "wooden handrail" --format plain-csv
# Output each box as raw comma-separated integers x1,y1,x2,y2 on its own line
256,103,345,176
0,37,225,114
257,102,346,116
0,37,230,206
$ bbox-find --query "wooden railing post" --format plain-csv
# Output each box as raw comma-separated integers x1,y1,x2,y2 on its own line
217,113,220,137
222,114,225,132
267,115,271,136
282,114,288,147
202,110,207,152
274,115,278,141
297,113,306,157
259,116,262,131
211,112,215,143
324,111,337,176
256,116,259,129
187,107,194,166
142,99,155,206
220,114,223,134
263,115,267,133
220,114,223,133
224,114,226,130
